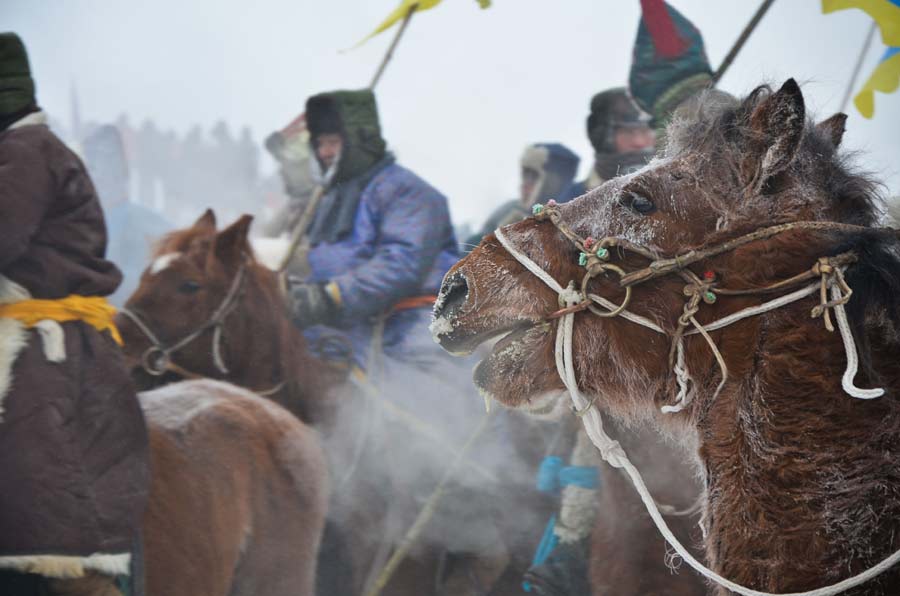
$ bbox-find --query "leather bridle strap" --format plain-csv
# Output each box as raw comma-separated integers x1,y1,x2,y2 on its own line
120,263,247,378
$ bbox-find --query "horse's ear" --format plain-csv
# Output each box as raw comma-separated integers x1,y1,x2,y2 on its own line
193,209,217,232
211,215,253,270
746,78,806,192
816,113,847,148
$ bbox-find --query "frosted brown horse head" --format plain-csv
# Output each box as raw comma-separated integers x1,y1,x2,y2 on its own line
434,79,890,417
435,80,900,593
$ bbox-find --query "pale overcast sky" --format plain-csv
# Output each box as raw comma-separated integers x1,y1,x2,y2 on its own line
5,0,899,227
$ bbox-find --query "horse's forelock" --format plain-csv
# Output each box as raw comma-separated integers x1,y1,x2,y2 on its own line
152,226,211,258
151,224,260,273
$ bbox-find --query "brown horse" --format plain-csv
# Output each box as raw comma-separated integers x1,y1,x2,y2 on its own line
119,210,561,596
118,210,459,596
137,379,327,596
115,211,330,596
433,79,900,595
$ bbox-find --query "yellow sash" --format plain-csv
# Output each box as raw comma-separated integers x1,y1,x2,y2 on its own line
0,295,122,345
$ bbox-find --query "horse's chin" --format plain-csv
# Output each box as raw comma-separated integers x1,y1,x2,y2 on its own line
520,389,570,419
471,323,559,409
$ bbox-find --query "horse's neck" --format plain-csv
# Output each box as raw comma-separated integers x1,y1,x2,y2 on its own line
696,310,900,591
226,273,336,424
223,273,315,413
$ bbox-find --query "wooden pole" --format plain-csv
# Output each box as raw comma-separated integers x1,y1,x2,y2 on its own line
839,21,878,114
363,413,494,596
277,184,325,273
369,3,418,90
712,0,777,84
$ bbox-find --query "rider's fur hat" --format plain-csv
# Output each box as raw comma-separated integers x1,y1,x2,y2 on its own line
0,33,35,117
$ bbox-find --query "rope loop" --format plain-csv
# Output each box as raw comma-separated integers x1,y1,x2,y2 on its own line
582,263,632,318
141,346,171,377
573,394,598,417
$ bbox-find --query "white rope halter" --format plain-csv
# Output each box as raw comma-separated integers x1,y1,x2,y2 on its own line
494,225,897,596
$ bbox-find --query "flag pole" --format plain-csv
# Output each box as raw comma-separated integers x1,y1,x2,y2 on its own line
712,0,776,84
369,3,418,89
282,4,418,271
839,21,878,113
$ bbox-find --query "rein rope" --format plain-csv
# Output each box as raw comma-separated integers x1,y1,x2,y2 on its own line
120,263,286,398
492,204,897,596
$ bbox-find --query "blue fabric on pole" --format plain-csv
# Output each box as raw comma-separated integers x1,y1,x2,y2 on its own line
535,455,599,493
523,515,560,592
560,465,599,489
536,456,564,492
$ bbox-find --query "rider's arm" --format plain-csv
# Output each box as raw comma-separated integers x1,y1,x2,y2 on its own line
330,171,450,320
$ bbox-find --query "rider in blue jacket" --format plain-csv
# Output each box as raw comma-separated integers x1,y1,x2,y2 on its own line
287,89,459,370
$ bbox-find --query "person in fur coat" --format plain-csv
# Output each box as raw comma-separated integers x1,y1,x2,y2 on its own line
0,32,150,596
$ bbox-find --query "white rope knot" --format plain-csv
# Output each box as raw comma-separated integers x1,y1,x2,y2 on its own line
596,438,626,468
662,338,694,414
559,284,583,309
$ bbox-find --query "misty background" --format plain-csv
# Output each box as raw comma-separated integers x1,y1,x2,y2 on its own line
5,0,899,232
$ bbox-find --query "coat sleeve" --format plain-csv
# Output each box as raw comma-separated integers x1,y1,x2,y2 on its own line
331,173,450,320
0,136,53,271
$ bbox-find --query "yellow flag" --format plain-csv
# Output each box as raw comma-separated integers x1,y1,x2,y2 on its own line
821,0,900,47
354,0,491,48
854,46,900,117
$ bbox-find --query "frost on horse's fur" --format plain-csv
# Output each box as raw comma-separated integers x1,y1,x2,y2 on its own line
439,81,900,595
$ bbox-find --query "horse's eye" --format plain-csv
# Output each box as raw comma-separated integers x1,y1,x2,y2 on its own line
624,192,656,215
178,280,201,295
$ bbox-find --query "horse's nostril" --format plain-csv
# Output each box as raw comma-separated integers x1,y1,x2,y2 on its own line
434,272,469,320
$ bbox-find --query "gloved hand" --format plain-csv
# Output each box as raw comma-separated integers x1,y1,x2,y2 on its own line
288,280,338,329
629,0,713,129
522,538,591,596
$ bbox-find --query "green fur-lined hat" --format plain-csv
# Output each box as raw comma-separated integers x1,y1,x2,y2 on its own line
306,89,387,183
0,33,35,116
628,2,711,129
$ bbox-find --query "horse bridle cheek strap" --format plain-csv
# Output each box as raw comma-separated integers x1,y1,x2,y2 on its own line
493,223,898,596
120,263,247,378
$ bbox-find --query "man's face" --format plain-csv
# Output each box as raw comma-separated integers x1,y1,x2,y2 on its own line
613,125,655,153
315,133,343,171
520,167,540,204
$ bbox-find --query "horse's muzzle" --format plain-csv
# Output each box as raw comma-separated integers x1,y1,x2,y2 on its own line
433,271,469,322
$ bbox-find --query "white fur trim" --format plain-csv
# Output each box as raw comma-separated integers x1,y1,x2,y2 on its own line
35,320,66,362
0,275,33,421
555,485,599,543
0,274,30,304
7,110,48,130
554,428,602,544
0,552,130,579
0,275,67,366
0,319,28,422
